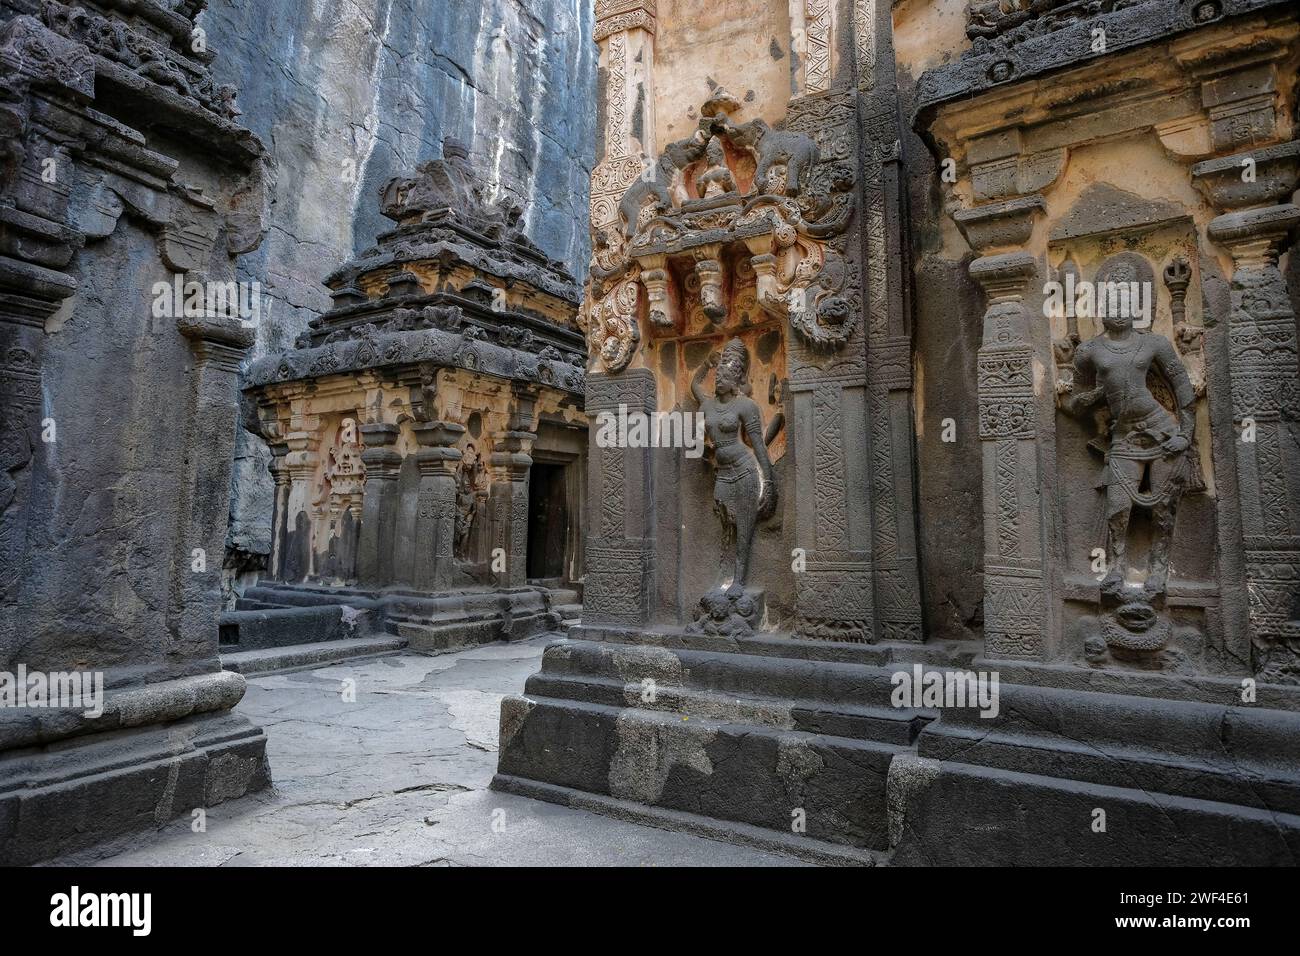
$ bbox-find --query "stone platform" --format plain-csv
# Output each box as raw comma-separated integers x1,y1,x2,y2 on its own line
220,582,564,659
494,626,1300,865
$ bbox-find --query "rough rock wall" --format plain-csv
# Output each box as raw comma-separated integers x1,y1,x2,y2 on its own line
204,0,596,589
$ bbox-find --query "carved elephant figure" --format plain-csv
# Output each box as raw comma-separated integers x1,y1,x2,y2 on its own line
725,119,819,198
617,156,675,238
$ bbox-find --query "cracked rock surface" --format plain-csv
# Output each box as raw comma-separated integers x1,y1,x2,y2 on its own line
63,636,800,867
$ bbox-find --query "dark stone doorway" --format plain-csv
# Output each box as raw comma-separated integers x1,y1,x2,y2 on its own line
527,463,569,582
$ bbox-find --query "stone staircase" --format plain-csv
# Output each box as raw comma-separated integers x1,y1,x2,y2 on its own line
547,587,582,632
493,630,946,863
219,583,404,674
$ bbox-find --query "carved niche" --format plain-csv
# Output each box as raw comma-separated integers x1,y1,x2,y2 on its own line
1053,249,1211,670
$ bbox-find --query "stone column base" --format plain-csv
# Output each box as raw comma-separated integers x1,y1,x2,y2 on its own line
0,672,269,864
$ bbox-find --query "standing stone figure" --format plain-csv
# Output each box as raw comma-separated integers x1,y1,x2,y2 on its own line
454,443,486,560
1060,300,1197,652
691,338,777,599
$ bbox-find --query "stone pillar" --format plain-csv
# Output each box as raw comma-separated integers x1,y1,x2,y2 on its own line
589,2,657,242
488,429,535,589
954,196,1053,661
1195,142,1300,678
267,442,291,580
0,258,75,651
412,421,464,591
357,422,401,587
171,315,256,652
584,369,657,626
282,430,320,583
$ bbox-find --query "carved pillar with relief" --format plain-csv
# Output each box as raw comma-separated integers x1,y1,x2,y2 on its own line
955,196,1053,661
412,421,465,592
1194,142,1300,681
267,442,291,580
357,423,400,587
282,428,321,583
584,369,657,627
488,430,535,589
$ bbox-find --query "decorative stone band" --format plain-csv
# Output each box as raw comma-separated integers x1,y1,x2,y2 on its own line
918,0,1294,112
244,325,585,396
983,567,1048,660
796,563,873,643
595,10,655,42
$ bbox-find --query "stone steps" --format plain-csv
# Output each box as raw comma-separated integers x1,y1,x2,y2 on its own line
496,693,904,852
221,636,407,675
531,640,931,735
219,605,369,650
547,588,580,607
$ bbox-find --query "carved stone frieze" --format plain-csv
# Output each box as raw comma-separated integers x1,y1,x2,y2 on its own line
600,92,856,356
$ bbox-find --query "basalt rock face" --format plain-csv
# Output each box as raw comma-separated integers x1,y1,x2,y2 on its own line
0,0,270,863
200,0,596,351
198,0,597,595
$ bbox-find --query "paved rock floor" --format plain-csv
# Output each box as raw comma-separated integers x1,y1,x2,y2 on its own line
71,635,802,867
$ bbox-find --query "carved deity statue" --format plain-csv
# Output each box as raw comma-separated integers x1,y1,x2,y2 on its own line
691,338,777,597
454,442,487,559
697,136,737,199
1059,292,1197,640
316,417,366,512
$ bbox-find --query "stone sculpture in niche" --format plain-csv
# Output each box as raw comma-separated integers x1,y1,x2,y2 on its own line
697,136,737,199
690,338,777,619
454,442,488,560
1058,255,1198,657
327,419,366,498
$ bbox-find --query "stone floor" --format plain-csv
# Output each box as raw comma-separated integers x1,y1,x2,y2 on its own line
61,636,802,867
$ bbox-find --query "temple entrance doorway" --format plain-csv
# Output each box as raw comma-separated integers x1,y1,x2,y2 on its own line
527,463,569,583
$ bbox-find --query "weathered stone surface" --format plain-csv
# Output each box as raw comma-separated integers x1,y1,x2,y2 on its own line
0,0,273,863
59,639,805,867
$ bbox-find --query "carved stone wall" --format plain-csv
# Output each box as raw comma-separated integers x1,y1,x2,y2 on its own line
0,0,271,864
579,0,925,640
911,0,1300,678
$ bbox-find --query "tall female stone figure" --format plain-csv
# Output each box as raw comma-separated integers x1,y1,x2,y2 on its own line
691,338,777,596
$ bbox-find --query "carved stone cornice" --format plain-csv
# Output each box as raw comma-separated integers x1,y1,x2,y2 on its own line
594,0,656,42
921,0,1295,114
1191,142,1300,210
